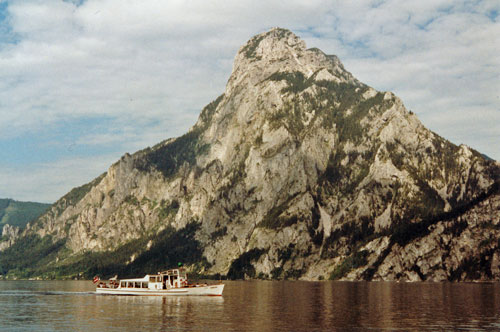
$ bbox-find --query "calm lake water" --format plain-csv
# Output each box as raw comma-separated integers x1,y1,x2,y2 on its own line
1,280,500,331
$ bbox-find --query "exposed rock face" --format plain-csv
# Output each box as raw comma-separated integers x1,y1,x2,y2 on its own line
346,190,500,282
2,28,499,281
0,224,20,251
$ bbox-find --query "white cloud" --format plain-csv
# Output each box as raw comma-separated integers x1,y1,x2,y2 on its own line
0,0,499,202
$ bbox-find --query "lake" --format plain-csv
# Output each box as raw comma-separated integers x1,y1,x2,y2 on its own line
1,280,500,331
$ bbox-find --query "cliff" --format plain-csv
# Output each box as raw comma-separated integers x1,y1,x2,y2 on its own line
1,28,498,281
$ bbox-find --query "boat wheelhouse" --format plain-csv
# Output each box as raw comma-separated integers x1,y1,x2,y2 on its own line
95,268,224,296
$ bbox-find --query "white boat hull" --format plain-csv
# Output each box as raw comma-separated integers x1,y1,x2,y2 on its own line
96,283,224,296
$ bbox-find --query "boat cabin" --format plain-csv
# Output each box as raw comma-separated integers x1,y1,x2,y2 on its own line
117,268,188,290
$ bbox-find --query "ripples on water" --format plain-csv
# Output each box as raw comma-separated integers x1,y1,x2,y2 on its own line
0,280,500,331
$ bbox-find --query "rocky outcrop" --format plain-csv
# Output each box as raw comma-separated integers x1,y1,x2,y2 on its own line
2,28,499,281
345,188,500,282
0,224,20,251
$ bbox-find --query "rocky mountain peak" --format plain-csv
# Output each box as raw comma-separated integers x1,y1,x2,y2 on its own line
226,27,358,97
238,27,306,60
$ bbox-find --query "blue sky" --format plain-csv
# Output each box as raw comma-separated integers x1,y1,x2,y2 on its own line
0,0,499,203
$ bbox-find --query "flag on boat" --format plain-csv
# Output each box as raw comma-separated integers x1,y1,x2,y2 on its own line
93,276,100,284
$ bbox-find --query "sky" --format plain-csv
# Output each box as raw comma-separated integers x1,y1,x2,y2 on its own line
0,0,498,203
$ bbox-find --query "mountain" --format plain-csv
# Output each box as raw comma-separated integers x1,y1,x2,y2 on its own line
0,198,50,232
1,28,499,281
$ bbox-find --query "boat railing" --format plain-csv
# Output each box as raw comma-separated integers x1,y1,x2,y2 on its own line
97,280,119,289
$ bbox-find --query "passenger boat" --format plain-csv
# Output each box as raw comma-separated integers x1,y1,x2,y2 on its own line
94,268,224,296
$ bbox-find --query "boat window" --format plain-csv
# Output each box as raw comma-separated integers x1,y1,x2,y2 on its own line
149,276,157,282
142,282,148,288
134,282,140,288
120,282,125,288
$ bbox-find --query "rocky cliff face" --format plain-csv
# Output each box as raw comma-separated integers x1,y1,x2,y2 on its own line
0,224,20,251
1,28,499,281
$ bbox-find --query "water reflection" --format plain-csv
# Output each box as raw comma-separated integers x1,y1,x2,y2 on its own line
1,280,500,331
218,281,500,331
